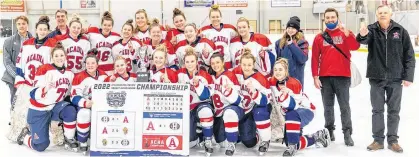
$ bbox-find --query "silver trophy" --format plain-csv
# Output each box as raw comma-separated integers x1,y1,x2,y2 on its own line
136,46,150,82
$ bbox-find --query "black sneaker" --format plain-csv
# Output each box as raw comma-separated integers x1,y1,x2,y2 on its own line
344,132,354,146
328,129,335,141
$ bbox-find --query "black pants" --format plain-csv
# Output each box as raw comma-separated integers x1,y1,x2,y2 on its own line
319,76,352,134
369,79,402,145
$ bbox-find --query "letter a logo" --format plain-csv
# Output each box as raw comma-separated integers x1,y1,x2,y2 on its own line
146,121,155,130
102,127,108,134
123,116,129,123
169,138,177,148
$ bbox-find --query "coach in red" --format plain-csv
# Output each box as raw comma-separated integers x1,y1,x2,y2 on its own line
311,8,360,147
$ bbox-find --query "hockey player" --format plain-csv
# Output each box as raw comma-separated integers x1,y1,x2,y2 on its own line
165,8,187,45
231,48,272,155
149,44,178,83
270,58,331,156
111,19,142,73
175,23,216,70
200,4,237,69
105,56,137,82
230,17,276,76
16,42,77,152
71,48,107,154
141,18,177,70
209,53,242,156
8,16,57,142
55,14,91,74
86,11,121,75
177,46,214,156
133,9,167,43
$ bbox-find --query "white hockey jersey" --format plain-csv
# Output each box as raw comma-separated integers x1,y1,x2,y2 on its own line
269,77,315,112
111,38,142,73
232,67,271,114
174,37,216,69
177,68,214,111
142,39,178,70
150,67,178,83
104,73,137,82
86,27,121,75
15,38,56,87
55,34,91,74
165,28,185,45
134,25,167,44
230,33,276,76
200,23,237,69
29,64,74,111
71,70,107,108
212,70,241,117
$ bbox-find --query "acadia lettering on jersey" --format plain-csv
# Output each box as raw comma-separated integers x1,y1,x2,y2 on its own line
212,36,228,44
119,49,135,56
240,84,251,93
26,54,45,63
96,42,113,49
67,46,85,55
55,78,71,87
214,84,223,93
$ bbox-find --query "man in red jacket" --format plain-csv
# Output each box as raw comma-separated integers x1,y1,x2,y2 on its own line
311,8,360,147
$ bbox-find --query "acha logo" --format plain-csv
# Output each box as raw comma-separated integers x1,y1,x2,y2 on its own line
106,91,127,108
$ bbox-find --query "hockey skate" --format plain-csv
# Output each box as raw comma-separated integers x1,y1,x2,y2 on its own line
225,142,236,156
79,142,89,156
64,137,79,152
17,127,30,145
258,141,270,155
204,139,214,157
314,128,331,148
283,144,297,156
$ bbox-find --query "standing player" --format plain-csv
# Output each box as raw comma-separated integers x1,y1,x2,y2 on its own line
105,56,137,82
177,46,214,156
165,8,187,45
141,18,177,70
86,11,121,75
55,14,91,74
232,48,272,155
175,23,216,70
133,9,167,43
111,19,142,73
149,44,178,83
71,48,107,155
7,16,56,142
16,42,77,152
230,17,276,76
200,4,237,69
209,53,242,156
270,58,331,156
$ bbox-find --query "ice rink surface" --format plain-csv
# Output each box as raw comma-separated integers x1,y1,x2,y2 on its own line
1,51,418,157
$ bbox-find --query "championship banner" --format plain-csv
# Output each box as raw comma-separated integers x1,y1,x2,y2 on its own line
271,0,300,7
0,0,24,12
216,0,248,7
90,83,190,156
184,0,214,7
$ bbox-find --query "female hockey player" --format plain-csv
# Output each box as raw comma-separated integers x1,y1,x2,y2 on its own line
177,46,214,156
141,18,177,70
105,56,137,82
8,16,57,142
209,53,242,156
231,48,272,155
55,14,91,74
16,42,77,152
274,18,308,88
199,4,238,69
230,17,276,76
149,44,178,83
175,23,216,70
86,11,121,75
134,9,167,42
71,48,108,155
269,58,331,156
111,19,142,73
165,8,187,45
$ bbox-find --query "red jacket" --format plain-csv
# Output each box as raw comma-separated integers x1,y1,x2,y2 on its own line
311,29,360,77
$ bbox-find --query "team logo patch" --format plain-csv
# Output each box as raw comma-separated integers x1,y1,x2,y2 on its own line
102,139,108,146
34,133,39,140
106,91,127,107
169,122,180,130
393,32,400,39
101,116,109,123
123,127,128,135
121,139,130,146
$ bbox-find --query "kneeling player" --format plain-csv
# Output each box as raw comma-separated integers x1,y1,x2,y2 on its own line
71,49,108,154
270,58,331,156
177,46,214,155
209,53,242,156
105,56,137,82
232,48,271,155
16,42,77,152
